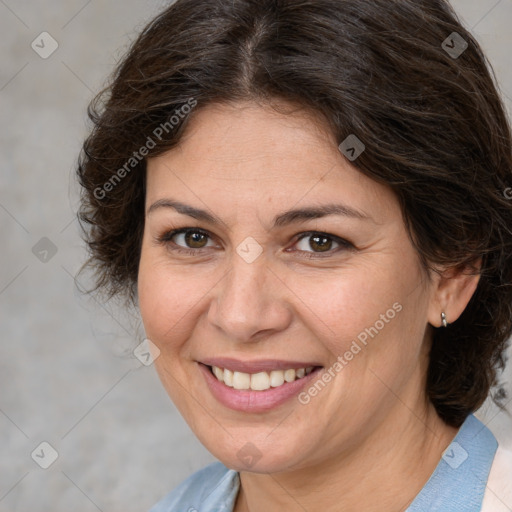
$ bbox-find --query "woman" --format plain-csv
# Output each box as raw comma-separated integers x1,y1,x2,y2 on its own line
77,0,512,510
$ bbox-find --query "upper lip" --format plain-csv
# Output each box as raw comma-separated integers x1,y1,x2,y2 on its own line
199,357,323,374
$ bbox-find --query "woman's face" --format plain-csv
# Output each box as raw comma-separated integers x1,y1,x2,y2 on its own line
138,100,439,472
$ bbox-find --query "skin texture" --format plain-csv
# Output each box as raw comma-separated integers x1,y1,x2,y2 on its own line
138,100,480,511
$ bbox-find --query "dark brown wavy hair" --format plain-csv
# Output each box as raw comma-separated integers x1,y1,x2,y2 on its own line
77,0,512,427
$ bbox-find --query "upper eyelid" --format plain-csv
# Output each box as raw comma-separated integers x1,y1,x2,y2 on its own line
294,232,354,251
159,227,216,244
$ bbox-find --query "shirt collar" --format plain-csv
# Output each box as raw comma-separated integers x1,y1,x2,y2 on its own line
406,413,498,511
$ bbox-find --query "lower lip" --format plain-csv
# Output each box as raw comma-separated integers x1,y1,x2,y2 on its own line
198,363,323,413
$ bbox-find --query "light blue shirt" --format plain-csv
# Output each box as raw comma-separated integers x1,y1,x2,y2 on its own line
149,414,497,511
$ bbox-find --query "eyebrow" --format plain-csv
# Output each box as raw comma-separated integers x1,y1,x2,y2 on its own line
147,198,371,227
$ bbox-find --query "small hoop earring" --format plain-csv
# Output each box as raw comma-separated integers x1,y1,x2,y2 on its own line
441,312,448,328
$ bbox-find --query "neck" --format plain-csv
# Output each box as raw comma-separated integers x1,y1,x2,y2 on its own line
234,403,459,512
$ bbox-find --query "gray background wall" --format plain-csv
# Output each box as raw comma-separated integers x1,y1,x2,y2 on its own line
1,1,511,510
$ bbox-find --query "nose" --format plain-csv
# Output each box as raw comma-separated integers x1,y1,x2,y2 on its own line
207,253,293,343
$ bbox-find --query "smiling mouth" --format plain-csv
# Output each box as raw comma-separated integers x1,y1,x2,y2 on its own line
208,365,320,391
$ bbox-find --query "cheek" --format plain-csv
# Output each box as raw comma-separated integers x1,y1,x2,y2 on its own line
137,251,204,351
304,252,428,379
294,259,407,339
137,252,206,409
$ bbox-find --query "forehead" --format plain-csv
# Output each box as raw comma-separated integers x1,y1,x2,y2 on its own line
145,100,399,223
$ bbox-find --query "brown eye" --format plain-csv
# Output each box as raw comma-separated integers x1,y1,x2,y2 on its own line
158,228,215,252
293,231,353,258
308,234,333,252
183,230,209,248
296,233,338,253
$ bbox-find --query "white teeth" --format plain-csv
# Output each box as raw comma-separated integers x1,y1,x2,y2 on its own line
223,368,234,387
284,369,296,382
270,370,284,387
233,371,251,390
213,366,224,381
210,365,314,391
251,372,270,390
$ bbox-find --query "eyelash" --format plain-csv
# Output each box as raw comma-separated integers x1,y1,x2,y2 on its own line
155,227,354,259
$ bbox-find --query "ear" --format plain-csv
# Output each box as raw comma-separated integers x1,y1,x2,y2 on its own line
427,258,482,328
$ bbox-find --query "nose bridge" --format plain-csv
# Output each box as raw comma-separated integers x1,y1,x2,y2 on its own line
208,251,290,341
